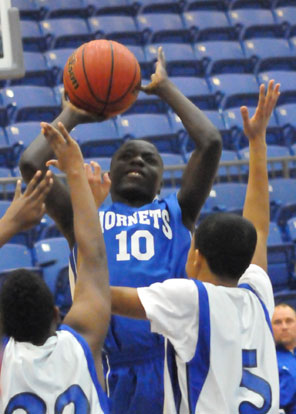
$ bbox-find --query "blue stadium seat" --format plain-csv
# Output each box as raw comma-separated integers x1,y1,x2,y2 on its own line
243,38,293,60
36,0,88,18
258,70,296,94
0,127,13,167
170,76,217,109
37,214,62,240
184,10,230,33
34,237,70,295
0,168,16,199
194,40,247,74
88,15,141,44
228,8,275,29
145,43,203,76
71,120,122,157
135,0,184,14
274,6,296,26
20,20,45,52
161,153,185,186
2,86,60,123
208,73,259,109
269,178,296,226
8,51,53,87
0,244,37,273
40,18,92,49
44,48,75,85
118,113,181,153
186,0,228,11
217,149,243,182
274,289,296,308
125,82,167,114
276,103,296,146
137,12,190,44
267,221,295,291
127,45,148,77
5,122,42,156
11,0,42,20
159,186,179,199
229,0,271,8
86,0,135,17
204,182,247,215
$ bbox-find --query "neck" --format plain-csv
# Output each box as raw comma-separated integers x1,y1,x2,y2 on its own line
111,191,154,207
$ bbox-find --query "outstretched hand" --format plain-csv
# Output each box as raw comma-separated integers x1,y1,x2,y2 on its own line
140,46,169,96
240,80,280,142
41,121,84,173
3,170,53,233
84,161,111,208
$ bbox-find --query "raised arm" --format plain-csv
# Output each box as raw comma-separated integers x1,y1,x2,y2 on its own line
19,101,106,247
41,122,110,360
142,47,222,230
0,171,52,247
241,80,280,271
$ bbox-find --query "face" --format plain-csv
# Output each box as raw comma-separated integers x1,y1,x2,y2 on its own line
272,305,296,350
110,140,163,205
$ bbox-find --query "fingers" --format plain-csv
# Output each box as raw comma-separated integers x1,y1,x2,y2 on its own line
13,179,22,200
102,172,111,187
30,171,53,203
240,106,250,129
57,121,72,144
90,161,102,178
157,46,166,67
46,160,60,170
24,170,43,196
41,121,71,148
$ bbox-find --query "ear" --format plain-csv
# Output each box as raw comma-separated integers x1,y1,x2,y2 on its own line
194,249,203,275
157,179,163,195
53,306,61,324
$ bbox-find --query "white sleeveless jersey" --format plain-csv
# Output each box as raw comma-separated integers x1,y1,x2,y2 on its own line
138,264,279,414
0,324,109,414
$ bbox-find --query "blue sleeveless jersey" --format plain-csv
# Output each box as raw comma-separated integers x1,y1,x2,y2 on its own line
70,192,191,359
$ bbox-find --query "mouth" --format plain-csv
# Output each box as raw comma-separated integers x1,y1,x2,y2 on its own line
126,170,144,178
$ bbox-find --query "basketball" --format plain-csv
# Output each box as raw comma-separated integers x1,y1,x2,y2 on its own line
63,39,141,117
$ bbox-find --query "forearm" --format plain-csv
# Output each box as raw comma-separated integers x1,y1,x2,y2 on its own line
0,217,19,247
67,168,104,262
111,286,146,319
243,138,269,238
157,80,221,149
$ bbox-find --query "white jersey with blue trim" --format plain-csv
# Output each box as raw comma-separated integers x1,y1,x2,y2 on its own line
138,264,279,414
0,324,109,414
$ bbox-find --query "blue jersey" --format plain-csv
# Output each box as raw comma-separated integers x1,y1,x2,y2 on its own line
70,193,191,358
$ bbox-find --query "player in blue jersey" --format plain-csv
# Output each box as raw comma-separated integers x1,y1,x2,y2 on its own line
19,47,222,414
1,122,110,413
111,80,281,413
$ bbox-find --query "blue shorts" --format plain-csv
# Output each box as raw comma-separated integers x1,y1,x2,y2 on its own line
103,346,164,414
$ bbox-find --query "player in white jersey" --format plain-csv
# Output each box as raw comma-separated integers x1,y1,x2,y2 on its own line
0,122,111,413
111,80,281,414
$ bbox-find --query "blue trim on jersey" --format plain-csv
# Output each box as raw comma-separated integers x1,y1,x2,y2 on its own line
238,283,273,334
58,324,109,414
187,280,211,412
166,340,182,412
2,336,9,348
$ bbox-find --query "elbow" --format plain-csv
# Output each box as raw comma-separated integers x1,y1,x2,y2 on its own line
207,128,223,156
19,150,40,182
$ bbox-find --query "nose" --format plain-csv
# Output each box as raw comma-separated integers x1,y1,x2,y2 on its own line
130,154,144,166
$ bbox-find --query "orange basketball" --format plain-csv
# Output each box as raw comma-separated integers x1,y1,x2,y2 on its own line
63,40,141,117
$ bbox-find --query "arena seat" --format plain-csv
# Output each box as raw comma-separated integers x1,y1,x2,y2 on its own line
274,6,296,26
11,0,42,20
71,120,123,157
20,20,45,51
228,8,275,29
269,178,296,226
118,113,181,153
0,244,39,277
85,0,135,17
44,48,75,85
40,18,92,49
135,0,184,14
204,182,247,215
34,237,70,295
161,153,185,186
137,12,190,44
88,15,141,44
243,38,293,61
2,86,60,123
36,0,89,19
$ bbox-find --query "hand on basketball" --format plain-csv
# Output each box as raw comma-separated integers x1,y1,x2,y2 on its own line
4,170,53,232
84,161,111,208
62,92,108,124
42,122,84,173
141,47,169,96
240,80,280,142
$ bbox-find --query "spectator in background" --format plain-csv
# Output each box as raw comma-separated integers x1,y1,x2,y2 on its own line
272,303,296,414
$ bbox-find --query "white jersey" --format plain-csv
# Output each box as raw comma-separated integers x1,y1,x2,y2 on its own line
138,264,279,414
0,324,109,414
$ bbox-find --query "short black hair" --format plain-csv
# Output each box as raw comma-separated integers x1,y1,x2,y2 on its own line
195,213,257,281
0,269,55,344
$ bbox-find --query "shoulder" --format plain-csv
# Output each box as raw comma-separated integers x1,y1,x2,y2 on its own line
238,264,274,316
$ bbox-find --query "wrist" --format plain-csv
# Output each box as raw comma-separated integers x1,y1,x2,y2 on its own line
154,78,173,97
